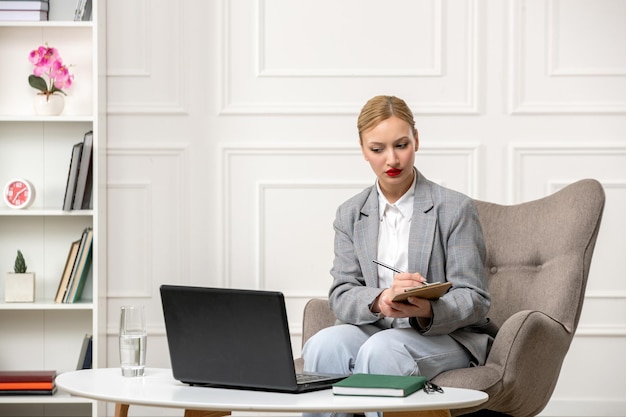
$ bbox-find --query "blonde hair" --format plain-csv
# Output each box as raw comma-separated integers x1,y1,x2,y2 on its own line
357,96,416,143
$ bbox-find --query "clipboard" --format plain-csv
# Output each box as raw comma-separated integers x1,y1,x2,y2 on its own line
392,282,452,302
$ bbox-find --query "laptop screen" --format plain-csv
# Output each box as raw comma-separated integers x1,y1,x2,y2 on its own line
160,285,300,391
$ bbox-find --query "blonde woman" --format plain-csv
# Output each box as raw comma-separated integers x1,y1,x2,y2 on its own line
303,96,494,416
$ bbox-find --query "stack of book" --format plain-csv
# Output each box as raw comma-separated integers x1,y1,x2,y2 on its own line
63,131,93,211
54,227,93,303
0,1,49,21
0,370,56,396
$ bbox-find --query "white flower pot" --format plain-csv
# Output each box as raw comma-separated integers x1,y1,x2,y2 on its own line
5,272,35,302
34,94,65,116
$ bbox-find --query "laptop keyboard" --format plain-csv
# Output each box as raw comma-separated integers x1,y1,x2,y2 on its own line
296,373,331,384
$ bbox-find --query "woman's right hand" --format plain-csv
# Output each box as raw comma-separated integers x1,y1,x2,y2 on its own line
373,272,432,318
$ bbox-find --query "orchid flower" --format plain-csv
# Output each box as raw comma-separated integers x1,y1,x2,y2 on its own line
28,45,74,100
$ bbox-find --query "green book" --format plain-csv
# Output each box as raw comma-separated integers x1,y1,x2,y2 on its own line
332,373,427,397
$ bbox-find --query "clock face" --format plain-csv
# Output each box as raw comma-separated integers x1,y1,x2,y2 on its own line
4,179,36,209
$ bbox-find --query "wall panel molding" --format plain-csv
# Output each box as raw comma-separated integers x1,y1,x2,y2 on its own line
508,143,626,202
547,0,626,77
256,0,444,78
417,144,482,197
576,325,626,338
256,181,370,291
508,0,626,114
106,0,187,114
220,144,365,290
106,145,190,299
107,0,151,78
106,181,153,298
219,0,480,115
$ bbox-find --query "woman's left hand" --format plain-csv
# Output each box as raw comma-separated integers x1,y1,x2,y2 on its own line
374,288,433,319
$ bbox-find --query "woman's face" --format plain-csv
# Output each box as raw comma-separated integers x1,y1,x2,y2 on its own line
360,116,418,201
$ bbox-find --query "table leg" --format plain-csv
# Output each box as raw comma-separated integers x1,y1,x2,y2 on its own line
385,410,451,417
113,404,444,417
183,411,231,417
115,404,231,417
115,403,129,417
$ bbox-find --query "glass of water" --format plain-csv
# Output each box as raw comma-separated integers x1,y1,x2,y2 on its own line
119,305,147,377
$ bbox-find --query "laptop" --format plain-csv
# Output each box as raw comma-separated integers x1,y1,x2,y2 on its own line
160,284,347,393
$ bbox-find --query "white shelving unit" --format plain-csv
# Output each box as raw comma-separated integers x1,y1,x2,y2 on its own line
0,1,105,416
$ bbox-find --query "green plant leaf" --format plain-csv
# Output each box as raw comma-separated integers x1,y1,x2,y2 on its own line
28,75,48,93
14,250,27,273
50,85,67,95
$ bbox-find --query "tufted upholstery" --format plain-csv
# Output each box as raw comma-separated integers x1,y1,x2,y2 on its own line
296,179,605,417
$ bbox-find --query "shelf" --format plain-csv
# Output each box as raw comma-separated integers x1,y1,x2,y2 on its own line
0,21,93,29
0,209,93,217
0,389,93,404
0,115,94,123
0,301,93,310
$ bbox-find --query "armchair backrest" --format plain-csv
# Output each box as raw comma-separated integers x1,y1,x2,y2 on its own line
475,179,605,334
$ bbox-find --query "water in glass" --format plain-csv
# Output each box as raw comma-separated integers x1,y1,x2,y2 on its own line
119,305,147,377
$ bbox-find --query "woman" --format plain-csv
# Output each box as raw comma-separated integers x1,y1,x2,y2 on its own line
302,96,493,391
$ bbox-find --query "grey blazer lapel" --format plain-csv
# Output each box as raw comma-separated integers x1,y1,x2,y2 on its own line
408,174,436,276
354,188,380,286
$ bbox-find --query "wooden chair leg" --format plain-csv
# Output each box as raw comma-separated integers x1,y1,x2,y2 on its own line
385,410,451,417
114,403,129,417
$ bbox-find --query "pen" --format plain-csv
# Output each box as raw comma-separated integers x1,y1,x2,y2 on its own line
373,259,405,274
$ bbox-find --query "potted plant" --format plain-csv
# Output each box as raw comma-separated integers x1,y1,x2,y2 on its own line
5,250,35,302
28,44,74,116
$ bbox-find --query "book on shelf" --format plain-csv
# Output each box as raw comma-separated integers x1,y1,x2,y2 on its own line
0,387,57,395
0,1,49,11
63,131,94,211
72,131,93,210
0,370,56,395
76,333,93,369
54,238,81,303
0,9,47,20
64,227,93,303
55,228,93,303
63,142,84,211
0,381,53,390
332,373,427,397
73,0,91,21
0,370,56,383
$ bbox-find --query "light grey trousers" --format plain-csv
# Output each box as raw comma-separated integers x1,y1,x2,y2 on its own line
301,323,473,417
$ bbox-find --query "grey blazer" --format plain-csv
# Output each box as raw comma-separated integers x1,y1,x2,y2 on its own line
328,170,494,365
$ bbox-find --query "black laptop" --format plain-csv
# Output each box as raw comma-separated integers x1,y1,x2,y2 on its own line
160,285,347,393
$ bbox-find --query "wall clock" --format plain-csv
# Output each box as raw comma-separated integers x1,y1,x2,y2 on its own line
3,179,36,209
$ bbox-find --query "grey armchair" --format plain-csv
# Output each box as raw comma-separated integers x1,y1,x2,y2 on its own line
296,179,605,417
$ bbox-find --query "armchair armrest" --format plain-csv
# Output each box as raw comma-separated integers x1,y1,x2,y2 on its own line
433,310,572,417
295,299,336,373
301,298,336,345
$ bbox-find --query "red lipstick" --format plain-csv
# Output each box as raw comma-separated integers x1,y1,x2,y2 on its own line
386,168,402,177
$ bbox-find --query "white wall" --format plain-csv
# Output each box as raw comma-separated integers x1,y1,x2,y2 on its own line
104,1,626,416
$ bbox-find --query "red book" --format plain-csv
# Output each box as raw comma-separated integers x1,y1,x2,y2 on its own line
0,370,56,383
0,382,54,390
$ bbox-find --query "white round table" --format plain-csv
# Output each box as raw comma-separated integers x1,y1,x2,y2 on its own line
55,368,488,417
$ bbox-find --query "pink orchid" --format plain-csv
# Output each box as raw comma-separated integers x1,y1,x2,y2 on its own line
28,44,73,99
50,60,73,90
